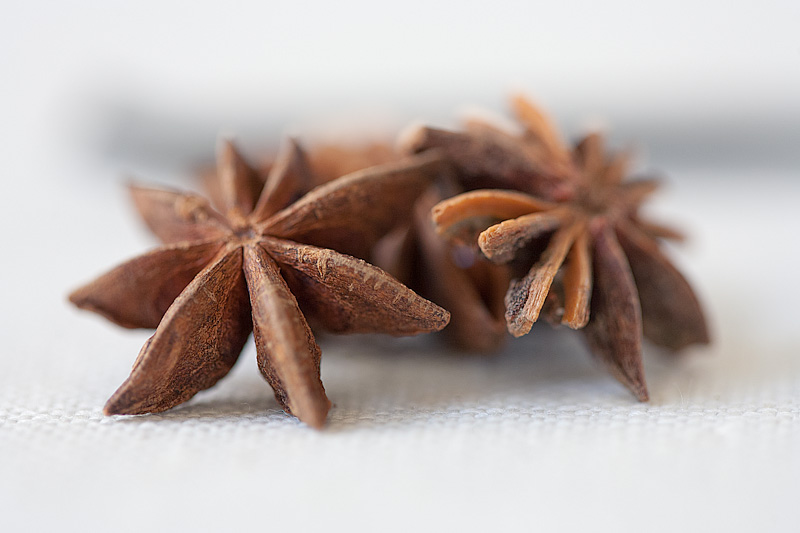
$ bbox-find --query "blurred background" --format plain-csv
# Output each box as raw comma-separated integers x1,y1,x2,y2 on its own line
2,1,798,532
5,0,799,177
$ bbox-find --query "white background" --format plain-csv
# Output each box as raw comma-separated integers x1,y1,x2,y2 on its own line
1,2,798,532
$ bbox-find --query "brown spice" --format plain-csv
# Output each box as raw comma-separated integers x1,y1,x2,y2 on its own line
70,139,450,428
413,96,709,400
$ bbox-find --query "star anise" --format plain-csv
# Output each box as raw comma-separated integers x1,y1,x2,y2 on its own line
69,139,450,427
408,96,709,400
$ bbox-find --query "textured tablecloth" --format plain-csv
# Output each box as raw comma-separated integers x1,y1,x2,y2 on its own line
1,161,798,532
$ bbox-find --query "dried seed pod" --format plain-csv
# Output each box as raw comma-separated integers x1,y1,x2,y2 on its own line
426,96,709,400
71,139,451,428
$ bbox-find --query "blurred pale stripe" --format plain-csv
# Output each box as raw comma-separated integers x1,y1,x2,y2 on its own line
3,1,799,170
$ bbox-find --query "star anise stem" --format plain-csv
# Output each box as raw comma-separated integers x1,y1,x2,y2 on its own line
503,219,586,337
561,231,592,329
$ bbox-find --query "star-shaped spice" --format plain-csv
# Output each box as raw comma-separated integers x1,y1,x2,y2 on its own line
70,139,450,427
408,96,709,400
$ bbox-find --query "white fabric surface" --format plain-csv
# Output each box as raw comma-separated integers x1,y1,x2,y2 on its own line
1,166,798,532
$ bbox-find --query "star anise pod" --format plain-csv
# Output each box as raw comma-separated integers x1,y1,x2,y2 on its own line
409,96,709,400
69,139,450,427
